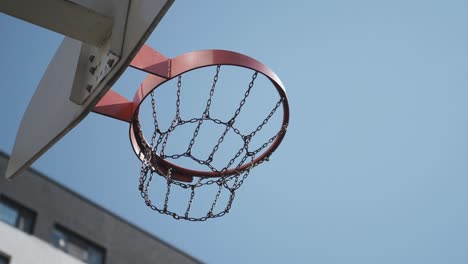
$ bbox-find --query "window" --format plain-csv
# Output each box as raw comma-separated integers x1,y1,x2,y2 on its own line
52,225,105,264
0,195,36,234
0,252,10,264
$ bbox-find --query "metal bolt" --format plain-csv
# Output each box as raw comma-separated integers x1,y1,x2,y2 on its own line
89,66,97,75
107,59,115,67
86,84,93,92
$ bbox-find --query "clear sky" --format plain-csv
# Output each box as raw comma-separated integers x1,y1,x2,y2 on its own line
2,1,468,263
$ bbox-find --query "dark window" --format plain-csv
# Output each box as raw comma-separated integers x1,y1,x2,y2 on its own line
0,195,36,234
0,253,10,264
52,225,105,264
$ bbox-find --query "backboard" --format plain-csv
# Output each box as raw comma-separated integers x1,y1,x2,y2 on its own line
2,0,174,179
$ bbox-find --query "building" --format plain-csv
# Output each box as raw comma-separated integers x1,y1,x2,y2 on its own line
0,151,201,264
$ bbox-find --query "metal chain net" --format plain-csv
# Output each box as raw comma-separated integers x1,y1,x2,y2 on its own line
138,65,286,221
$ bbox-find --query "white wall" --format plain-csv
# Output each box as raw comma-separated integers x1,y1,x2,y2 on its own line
0,222,83,264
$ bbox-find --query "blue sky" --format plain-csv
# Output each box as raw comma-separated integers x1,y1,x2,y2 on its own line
2,1,468,263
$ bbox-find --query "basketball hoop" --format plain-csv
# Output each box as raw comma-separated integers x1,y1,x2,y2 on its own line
93,46,289,221
3,0,288,221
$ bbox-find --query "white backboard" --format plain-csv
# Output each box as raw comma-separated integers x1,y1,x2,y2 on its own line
3,0,174,179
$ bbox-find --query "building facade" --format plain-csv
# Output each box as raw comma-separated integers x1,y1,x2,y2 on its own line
0,151,201,264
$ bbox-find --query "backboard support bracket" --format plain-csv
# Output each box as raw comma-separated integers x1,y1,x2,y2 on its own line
69,41,121,105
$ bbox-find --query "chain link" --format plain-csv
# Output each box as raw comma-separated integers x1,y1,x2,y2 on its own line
186,66,221,153
160,76,182,157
